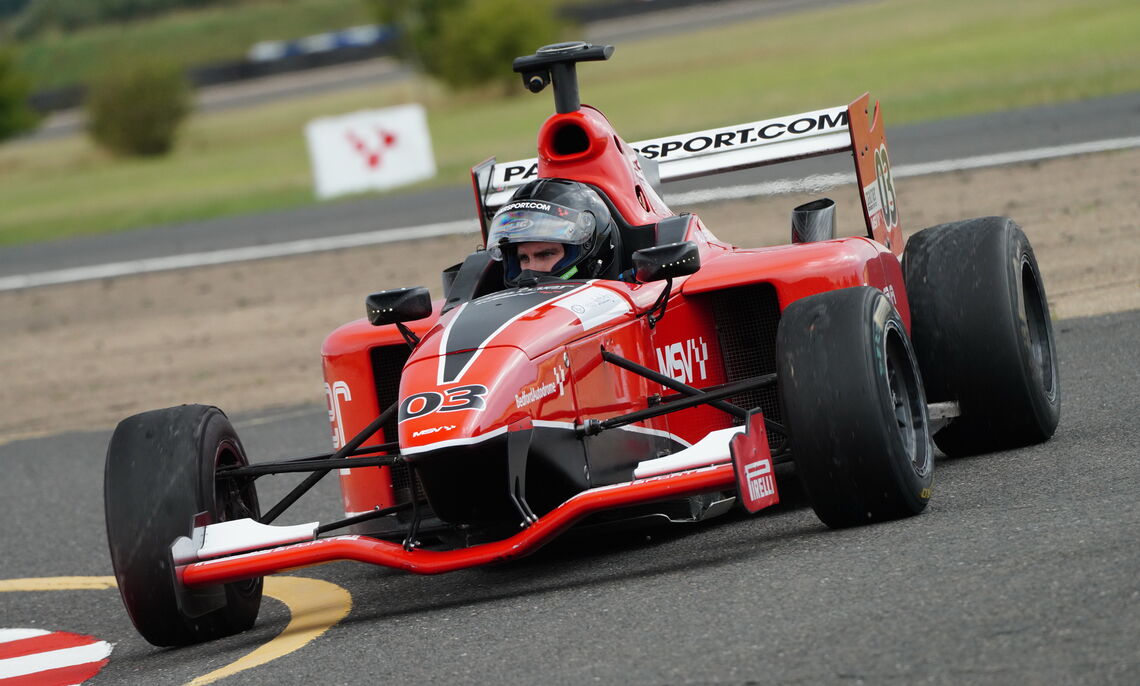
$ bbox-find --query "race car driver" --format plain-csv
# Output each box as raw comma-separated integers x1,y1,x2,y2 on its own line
487,179,622,285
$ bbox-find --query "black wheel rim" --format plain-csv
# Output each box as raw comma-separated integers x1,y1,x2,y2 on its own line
885,324,930,477
214,439,260,596
1021,255,1057,401
214,439,258,521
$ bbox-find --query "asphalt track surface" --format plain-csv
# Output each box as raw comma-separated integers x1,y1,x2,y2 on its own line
1,309,1137,684
2,10,1139,681
2,98,1140,686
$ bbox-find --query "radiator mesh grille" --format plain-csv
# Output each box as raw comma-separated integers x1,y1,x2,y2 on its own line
707,283,785,451
370,344,416,503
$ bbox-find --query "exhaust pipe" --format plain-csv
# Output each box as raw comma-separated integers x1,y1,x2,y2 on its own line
791,198,836,244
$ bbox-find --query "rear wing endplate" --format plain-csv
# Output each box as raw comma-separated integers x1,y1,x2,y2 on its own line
472,93,902,254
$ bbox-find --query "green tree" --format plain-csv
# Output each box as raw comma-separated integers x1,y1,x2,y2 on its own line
435,0,561,90
367,0,463,75
86,59,191,156
6,0,223,39
0,48,40,141
368,0,563,91
0,0,33,22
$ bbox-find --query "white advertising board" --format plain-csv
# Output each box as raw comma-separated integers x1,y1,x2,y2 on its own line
305,103,436,199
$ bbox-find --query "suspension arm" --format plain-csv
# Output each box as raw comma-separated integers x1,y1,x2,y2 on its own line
600,350,785,435
601,349,747,419
578,374,776,436
259,402,398,525
218,446,400,478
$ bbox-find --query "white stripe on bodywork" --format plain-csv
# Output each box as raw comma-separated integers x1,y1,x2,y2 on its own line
399,420,690,456
400,419,572,455
551,284,632,331
633,426,743,478
400,423,512,456
195,518,319,560
436,283,596,385
434,301,468,385
618,422,692,448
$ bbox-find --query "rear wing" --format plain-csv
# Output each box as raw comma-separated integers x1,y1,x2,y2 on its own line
472,93,902,255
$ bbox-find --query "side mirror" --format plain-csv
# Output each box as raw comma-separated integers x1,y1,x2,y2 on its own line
632,241,701,283
366,287,432,326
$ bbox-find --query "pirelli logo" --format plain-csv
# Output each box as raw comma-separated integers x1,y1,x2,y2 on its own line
490,106,850,188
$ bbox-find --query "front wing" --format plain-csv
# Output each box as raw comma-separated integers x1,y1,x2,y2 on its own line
176,414,774,585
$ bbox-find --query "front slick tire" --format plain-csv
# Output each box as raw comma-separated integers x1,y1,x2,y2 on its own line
105,404,262,647
904,217,1060,456
777,287,934,529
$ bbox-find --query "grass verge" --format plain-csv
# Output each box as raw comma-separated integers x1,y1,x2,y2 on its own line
1,0,1138,246
11,0,374,91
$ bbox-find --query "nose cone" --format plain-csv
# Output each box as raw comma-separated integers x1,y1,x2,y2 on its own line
396,343,585,525
397,345,575,455
419,282,633,374
396,281,633,454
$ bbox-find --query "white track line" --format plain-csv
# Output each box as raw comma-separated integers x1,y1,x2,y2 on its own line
2,135,1138,292
0,219,476,291
665,135,1140,204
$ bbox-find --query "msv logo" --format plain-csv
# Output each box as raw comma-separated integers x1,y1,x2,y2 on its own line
656,337,709,385
412,425,456,438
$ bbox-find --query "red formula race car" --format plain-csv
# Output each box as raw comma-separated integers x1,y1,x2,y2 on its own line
105,43,1060,646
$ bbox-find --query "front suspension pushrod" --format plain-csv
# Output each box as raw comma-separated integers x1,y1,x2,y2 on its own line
600,350,785,435
259,402,398,525
315,501,416,535
579,374,776,436
602,350,747,419
220,447,400,478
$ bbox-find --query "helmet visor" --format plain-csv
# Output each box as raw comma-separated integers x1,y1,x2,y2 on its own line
487,201,596,260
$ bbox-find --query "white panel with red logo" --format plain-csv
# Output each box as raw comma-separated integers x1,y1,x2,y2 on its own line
305,103,436,199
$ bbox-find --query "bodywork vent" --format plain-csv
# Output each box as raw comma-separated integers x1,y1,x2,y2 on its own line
370,344,416,503
706,283,784,450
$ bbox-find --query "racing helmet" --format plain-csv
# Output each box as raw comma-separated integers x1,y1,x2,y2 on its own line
487,179,620,285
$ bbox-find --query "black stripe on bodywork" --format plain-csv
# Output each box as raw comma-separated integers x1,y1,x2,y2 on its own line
440,283,582,382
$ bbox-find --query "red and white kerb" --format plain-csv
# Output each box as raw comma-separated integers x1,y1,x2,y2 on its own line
0,628,112,685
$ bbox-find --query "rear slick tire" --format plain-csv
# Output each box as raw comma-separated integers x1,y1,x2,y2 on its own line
904,217,1060,457
105,404,262,646
777,287,934,529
